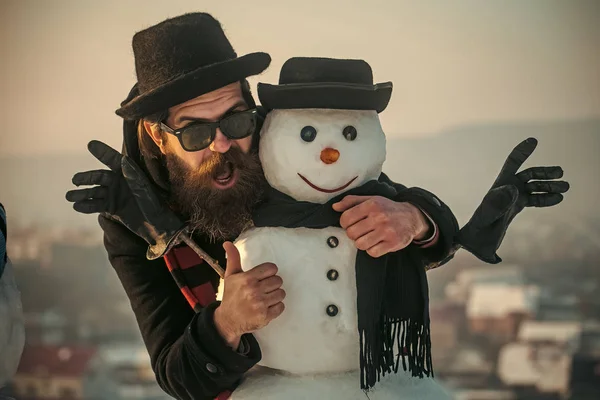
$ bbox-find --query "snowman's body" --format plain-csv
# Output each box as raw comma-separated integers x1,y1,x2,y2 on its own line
231,109,451,399
236,226,358,374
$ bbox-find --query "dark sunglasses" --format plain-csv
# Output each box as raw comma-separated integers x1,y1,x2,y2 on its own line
160,108,260,152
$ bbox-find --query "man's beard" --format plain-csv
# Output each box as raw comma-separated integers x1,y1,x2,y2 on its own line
165,146,267,242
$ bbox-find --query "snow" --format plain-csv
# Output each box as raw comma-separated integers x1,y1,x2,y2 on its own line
235,225,360,374
230,367,452,400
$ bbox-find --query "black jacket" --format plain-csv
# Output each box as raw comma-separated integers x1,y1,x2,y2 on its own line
98,127,459,400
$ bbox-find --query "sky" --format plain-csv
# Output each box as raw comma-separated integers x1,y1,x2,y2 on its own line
0,0,599,156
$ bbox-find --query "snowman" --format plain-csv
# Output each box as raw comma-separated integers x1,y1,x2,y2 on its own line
230,57,452,400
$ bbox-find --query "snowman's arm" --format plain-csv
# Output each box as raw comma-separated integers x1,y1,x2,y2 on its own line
380,173,460,267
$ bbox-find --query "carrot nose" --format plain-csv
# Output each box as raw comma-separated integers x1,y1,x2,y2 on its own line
320,148,340,164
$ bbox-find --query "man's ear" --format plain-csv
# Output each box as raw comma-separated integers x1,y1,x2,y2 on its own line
143,120,167,154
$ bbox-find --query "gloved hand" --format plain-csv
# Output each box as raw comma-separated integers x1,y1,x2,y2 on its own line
66,140,186,259
457,137,570,263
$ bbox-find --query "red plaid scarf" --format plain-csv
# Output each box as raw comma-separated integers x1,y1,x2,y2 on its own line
163,245,232,400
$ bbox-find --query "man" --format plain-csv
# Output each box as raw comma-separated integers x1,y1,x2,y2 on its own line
67,11,571,400
0,203,25,398
66,13,459,400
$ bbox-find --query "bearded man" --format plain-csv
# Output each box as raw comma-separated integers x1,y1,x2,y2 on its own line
65,12,568,400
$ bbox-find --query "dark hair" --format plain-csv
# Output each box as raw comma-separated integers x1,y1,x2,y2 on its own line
137,79,257,159
137,110,167,160
240,79,256,108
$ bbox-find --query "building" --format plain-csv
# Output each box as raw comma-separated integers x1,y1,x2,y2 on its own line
517,321,582,347
466,284,540,344
445,265,525,305
537,292,583,322
22,310,70,345
430,302,466,365
12,344,96,399
497,321,585,398
436,343,496,389
568,322,600,399
83,342,170,400
497,342,573,397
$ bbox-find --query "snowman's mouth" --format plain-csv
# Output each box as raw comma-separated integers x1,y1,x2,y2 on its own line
298,173,358,193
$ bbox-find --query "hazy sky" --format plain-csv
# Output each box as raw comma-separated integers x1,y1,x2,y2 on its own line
0,0,598,156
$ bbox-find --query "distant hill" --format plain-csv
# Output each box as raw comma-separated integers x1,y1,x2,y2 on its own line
383,118,600,223
0,118,598,229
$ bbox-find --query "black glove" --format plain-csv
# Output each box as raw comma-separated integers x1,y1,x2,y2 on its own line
66,140,186,259
457,137,570,264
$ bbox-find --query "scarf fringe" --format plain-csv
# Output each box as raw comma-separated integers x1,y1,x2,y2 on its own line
359,318,433,391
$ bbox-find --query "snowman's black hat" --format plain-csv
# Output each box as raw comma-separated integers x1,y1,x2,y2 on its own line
258,57,392,113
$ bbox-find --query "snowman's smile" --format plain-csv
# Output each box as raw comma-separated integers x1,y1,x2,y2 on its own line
298,173,358,193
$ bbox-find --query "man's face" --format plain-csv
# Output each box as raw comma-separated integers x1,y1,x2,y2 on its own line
162,82,254,173
145,82,266,241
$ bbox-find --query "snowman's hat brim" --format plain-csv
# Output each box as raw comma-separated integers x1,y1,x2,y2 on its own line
257,81,393,113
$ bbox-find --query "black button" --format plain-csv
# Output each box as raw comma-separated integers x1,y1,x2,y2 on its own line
206,363,218,374
326,304,339,317
327,269,339,281
327,236,339,248
432,196,441,207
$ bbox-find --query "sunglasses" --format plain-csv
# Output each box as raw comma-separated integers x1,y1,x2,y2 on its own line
160,108,260,152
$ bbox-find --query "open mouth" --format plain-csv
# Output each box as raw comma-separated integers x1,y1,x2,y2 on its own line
298,173,358,193
212,161,238,189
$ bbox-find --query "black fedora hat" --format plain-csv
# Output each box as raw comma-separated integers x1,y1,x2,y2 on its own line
257,57,392,113
116,13,271,120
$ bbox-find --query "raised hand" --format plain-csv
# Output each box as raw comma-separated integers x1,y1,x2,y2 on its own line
457,137,570,263
67,140,134,215
213,242,285,349
490,137,568,209
66,140,186,259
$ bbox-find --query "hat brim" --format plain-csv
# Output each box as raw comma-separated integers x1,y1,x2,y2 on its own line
257,81,393,114
116,52,271,120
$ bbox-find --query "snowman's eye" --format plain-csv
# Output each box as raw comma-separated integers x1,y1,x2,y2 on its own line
343,126,357,141
300,126,317,142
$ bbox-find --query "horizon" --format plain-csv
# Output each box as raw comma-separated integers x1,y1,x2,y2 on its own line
0,116,597,159
1,117,598,229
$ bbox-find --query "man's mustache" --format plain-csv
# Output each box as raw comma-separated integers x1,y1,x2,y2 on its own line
192,147,247,179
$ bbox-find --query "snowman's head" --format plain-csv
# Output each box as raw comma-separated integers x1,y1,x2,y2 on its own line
259,108,386,203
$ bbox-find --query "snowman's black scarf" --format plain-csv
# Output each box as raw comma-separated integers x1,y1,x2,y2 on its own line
253,177,433,390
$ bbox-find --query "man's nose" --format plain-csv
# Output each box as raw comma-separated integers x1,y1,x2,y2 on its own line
209,128,232,153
